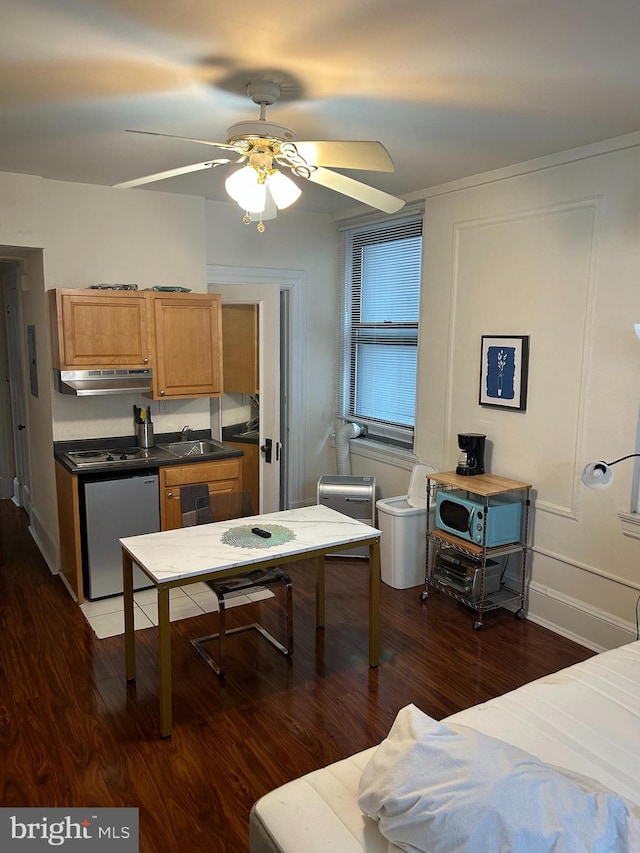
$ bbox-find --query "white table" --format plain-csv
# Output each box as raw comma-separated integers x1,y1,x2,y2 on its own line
121,504,381,737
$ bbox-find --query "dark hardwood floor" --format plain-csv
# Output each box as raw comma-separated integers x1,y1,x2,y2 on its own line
0,498,593,851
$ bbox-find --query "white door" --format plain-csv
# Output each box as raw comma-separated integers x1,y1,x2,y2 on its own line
3,265,31,512
214,283,281,513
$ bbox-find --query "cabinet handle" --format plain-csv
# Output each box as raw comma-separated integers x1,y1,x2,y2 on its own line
143,357,149,364
167,492,174,499
160,390,165,396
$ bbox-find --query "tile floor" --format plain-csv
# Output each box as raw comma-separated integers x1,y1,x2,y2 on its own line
80,582,273,639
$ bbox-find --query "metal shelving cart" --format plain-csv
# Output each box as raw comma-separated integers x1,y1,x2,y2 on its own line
421,471,532,630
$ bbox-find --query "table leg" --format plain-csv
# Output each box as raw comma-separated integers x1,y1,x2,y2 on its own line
123,551,136,681
157,586,172,738
369,538,380,667
316,555,325,627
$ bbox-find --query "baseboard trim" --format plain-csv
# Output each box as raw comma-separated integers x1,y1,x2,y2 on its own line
527,581,638,653
27,504,58,577
0,477,13,499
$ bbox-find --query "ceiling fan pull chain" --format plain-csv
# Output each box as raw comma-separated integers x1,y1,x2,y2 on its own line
241,211,266,233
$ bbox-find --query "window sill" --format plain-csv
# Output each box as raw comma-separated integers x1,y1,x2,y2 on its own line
618,511,640,540
349,436,417,470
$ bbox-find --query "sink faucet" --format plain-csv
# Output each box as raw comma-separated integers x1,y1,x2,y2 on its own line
181,425,191,441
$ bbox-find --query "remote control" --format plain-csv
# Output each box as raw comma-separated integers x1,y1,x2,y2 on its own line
251,527,272,538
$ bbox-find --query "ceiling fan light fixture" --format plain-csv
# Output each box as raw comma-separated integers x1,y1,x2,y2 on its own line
242,194,278,232
249,194,277,221
266,170,301,209
119,79,405,223
225,166,266,212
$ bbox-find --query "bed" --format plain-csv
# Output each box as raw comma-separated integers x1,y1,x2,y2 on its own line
250,641,640,852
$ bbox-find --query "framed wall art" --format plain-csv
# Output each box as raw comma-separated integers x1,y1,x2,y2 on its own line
479,335,529,411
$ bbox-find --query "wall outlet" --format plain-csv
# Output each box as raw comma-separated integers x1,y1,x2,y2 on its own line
159,399,170,414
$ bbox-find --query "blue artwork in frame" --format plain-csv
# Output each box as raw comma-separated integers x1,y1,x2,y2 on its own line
479,335,529,411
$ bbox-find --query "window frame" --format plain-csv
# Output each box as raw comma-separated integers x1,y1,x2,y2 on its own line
338,211,423,450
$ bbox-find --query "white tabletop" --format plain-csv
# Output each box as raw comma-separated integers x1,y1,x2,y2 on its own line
120,504,381,584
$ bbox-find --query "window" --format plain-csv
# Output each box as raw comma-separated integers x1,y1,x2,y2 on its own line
339,212,423,448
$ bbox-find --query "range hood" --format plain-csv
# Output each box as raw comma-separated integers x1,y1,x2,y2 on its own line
56,368,153,396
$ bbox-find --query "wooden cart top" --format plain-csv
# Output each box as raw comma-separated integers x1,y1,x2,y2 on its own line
427,471,532,496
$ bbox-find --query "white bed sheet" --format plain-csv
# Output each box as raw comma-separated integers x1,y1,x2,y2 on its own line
446,641,640,804
250,641,640,853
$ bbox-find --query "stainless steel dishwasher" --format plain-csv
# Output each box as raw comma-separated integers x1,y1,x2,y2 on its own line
83,472,160,599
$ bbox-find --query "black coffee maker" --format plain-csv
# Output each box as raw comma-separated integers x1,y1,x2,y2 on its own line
456,433,486,476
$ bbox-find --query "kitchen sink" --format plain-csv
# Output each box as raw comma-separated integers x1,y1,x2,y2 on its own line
159,439,228,458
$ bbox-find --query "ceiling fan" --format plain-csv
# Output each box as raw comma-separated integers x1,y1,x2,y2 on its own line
114,80,405,230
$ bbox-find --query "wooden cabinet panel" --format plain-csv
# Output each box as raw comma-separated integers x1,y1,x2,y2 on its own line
226,441,259,513
50,289,152,369
54,461,84,602
160,457,242,530
51,289,224,400
153,293,223,399
222,304,259,393
161,459,242,488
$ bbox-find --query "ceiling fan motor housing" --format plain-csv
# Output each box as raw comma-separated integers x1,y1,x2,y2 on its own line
246,80,281,106
227,120,297,144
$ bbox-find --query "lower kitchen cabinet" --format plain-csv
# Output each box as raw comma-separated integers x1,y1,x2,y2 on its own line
55,461,84,602
54,455,243,603
225,440,259,514
160,458,243,530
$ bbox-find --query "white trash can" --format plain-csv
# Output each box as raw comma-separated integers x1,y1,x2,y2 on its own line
376,463,437,589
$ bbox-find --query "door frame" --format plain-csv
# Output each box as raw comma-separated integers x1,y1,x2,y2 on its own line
216,283,281,513
207,264,307,510
2,263,31,511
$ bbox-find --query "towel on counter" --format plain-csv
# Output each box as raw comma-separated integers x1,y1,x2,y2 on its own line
179,484,213,526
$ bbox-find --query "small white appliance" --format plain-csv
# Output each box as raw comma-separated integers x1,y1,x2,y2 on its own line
376,463,437,588
317,475,376,557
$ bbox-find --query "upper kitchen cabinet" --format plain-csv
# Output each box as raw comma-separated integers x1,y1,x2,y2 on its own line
50,289,224,399
152,293,223,399
222,303,259,393
50,289,152,368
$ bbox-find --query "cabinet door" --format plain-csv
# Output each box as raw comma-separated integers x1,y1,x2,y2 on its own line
222,304,259,393
51,289,151,368
160,458,242,530
226,441,259,513
153,293,223,398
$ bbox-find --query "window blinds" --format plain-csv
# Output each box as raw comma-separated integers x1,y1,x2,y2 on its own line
339,213,423,443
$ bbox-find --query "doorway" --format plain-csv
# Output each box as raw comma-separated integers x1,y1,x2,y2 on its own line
1,260,31,511
207,265,307,512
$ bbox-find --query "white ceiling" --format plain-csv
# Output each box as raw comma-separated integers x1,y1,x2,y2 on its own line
2,0,640,215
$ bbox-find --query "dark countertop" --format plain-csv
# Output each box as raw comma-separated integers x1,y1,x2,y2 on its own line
222,422,259,445
53,430,243,475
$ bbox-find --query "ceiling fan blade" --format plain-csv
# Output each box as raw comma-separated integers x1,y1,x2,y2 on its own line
306,167,405,214
114,159,230,189
293,141,395,172
126,129,240,152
